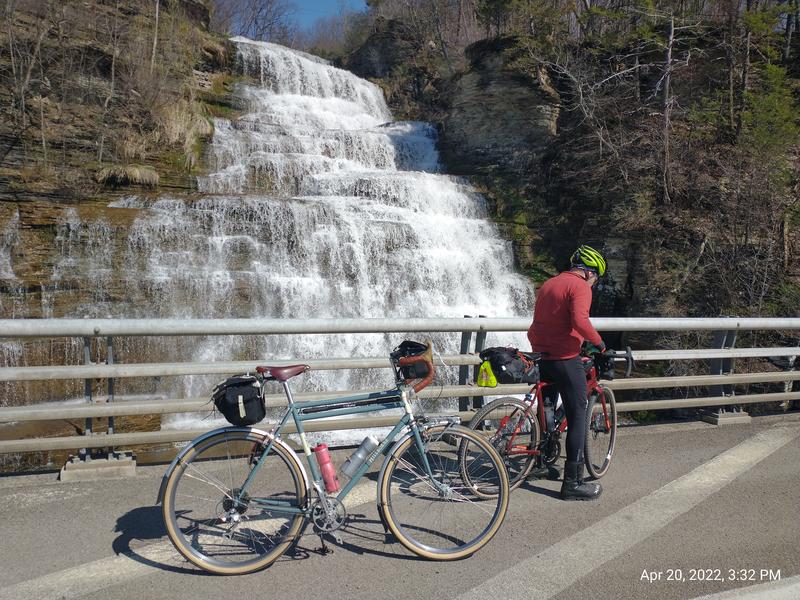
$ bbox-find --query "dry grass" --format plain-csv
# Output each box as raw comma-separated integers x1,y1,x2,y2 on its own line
160,98,214,170
95,164,159,187
202,39,228,67
117,131,153,162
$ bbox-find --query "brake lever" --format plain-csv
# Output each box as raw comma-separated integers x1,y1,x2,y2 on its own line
623,345,634,378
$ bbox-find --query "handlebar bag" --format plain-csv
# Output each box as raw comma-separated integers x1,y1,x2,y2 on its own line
390,340,431,380
211,375,266,426
478,347,540,385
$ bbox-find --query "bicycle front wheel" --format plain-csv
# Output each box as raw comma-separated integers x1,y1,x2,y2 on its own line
584,386,617,479
162,429,308,575
378,425,509,560
464,397,540,491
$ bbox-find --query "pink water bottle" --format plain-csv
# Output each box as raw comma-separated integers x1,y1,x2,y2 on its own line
313,444,340,493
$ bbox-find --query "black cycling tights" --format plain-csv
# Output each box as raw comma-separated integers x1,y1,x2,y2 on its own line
540,357,588,463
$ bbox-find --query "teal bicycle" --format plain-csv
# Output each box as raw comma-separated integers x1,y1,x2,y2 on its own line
158,343,510,575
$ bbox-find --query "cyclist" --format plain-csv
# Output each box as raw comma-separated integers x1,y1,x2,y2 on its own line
527,245,607,501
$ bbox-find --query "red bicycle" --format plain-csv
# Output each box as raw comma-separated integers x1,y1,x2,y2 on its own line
465,347,634,491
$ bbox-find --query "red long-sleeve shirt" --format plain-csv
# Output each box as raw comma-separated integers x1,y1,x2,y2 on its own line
527,271,602,360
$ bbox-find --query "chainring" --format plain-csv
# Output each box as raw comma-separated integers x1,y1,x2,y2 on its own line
542,434,561,465
311,497,348,532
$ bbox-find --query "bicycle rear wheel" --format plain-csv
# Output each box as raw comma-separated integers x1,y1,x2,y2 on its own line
584,386,617,479
464,397,540,491
162,429,308,575
378,425,509,560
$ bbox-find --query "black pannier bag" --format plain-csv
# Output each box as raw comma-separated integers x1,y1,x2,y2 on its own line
211,374,266,426
479,346,540,385
390,340,430,380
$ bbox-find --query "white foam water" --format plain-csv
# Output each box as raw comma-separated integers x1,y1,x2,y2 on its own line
3,39,534,440
0,211,19,280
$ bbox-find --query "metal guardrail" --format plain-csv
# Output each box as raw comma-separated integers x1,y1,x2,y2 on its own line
1,317,799,455
2,348,800,382
2,317,800,337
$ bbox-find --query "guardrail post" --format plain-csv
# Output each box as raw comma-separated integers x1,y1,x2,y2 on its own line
701,329,751,425
106,336,115,454
457,315,488,411
79,336,92,460
778,354,798,411
59,335,136,481
472,315,487,409
458,316,473,412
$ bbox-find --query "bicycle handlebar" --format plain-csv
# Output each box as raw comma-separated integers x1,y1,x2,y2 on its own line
601,346,635,378
397,354,435,393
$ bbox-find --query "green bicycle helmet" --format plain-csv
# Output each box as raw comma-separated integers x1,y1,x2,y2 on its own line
571,245,607,276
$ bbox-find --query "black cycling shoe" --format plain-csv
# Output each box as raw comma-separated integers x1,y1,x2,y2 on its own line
560,460,602,501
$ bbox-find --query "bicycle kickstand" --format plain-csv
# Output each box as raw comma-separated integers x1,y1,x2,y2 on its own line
316,534,333,555
316,531,342,555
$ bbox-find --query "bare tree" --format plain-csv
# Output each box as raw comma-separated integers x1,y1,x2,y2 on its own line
661,13,674,205
783,0,796,62
735,0,755,138
98,0,121,162
150,0,159,74
209,0,296,41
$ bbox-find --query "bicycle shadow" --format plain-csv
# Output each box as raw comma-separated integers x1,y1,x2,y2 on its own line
113,505,326,574
112,505,206,575
110,505,426,576
323,516,433,562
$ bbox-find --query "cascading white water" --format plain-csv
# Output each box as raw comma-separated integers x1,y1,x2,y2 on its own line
2,39,534,433
0,211,18,281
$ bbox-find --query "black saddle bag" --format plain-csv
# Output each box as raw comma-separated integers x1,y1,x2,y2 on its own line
211,374,266,426
479,346,540,385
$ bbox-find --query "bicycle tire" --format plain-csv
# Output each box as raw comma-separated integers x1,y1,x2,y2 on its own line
464,397,540,491
584,386,617,479
378,425,509,560
162,429,308,575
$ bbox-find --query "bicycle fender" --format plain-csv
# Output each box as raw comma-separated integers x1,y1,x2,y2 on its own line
156,426,310,505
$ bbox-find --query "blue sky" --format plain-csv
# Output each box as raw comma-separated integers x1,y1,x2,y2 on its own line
293,0,368,29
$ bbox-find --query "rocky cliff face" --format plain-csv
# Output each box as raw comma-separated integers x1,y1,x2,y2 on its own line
174,0,210,29
341,18,421,79
339,18,441,120
432,37,569,286
0,0,236,309
439,37,560,178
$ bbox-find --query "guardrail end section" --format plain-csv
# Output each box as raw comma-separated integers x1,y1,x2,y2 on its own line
58,451,137,482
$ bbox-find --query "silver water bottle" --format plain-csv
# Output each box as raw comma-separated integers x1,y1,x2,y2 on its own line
340,435,379,478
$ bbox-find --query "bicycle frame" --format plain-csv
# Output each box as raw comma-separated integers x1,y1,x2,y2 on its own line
253,382,416,514
169,382,440,518
495,357,609,457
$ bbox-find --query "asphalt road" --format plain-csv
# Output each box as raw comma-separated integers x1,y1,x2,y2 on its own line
0,414,799,600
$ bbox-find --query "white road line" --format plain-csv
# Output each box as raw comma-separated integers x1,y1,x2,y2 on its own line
690,574,800,599
0,480,377,600
458,424,800,600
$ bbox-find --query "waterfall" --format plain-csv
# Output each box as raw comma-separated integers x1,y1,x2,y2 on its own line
0,210,18,281
1,39,534,434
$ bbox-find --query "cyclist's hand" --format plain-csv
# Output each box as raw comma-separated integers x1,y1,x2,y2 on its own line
584,341,606,355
